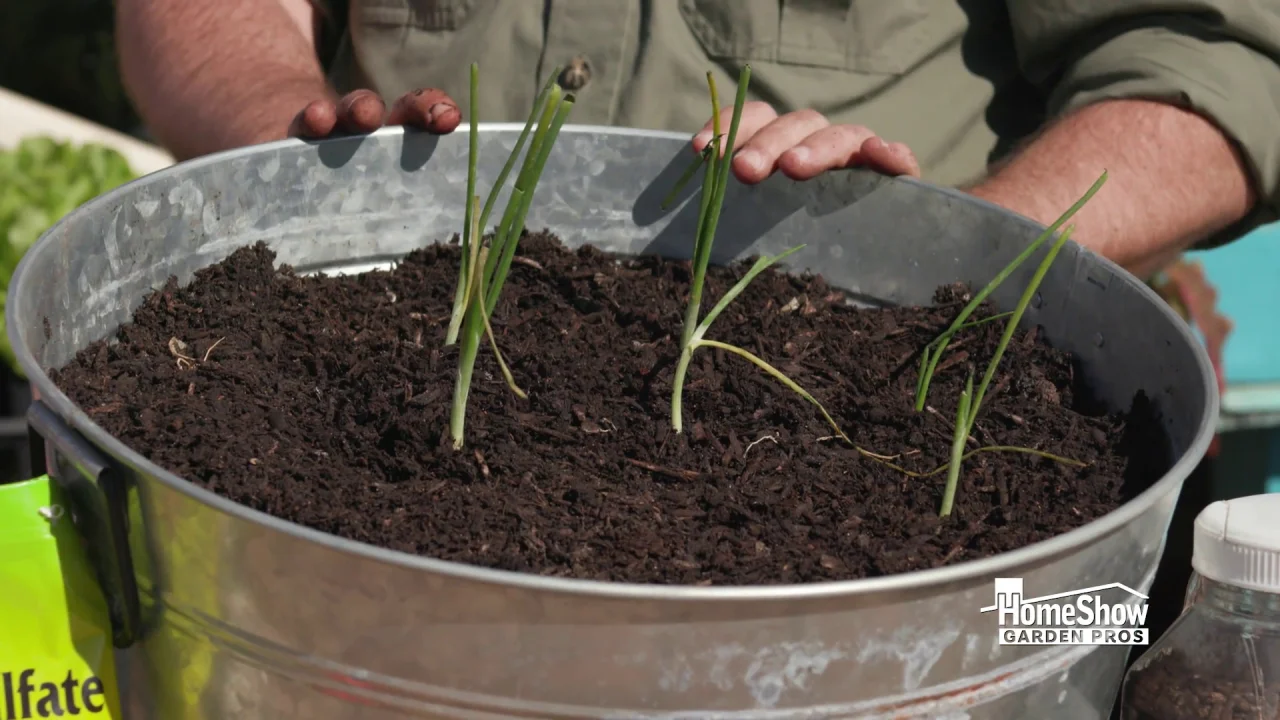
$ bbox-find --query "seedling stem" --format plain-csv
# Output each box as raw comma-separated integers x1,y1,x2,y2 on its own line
939,371,973,517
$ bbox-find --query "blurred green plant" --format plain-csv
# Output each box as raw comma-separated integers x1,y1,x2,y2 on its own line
0,137,137,374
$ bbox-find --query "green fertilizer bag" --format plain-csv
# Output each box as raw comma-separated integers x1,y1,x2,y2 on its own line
0,475,120,719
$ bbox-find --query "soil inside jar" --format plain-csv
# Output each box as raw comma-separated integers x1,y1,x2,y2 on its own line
1124,647,1280,719
51,234,1169,585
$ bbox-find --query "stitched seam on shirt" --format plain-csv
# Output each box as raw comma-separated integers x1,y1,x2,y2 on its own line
851,22,933,69
407,8,467,30
776,14,946,74
360,6,412,27
680,3,777,61
359,2,469,30
776,44,847,67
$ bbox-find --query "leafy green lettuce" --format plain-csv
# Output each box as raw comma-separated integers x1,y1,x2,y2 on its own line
0,137,137,375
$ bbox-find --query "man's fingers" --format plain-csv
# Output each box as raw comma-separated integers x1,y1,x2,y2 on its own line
691,101,778,156
387,88,461,134
288,99,339,138
336,90,387,134
290,88,460,140
776,124,876,181
732,109,831,184
777,130,921,180
860,137,921,177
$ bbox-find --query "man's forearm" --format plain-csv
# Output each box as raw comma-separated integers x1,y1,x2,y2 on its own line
117,0,333,160
965,99,1256,279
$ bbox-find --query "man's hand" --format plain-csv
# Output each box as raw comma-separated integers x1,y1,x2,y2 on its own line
691,102,920,185
118,0,463,158
290,93,918,185
289,88,461,138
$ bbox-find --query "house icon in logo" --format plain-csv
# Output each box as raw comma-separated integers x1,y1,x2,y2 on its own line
989,578,1025,625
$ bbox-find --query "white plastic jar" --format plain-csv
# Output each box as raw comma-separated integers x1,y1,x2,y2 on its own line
1121,493,1280,719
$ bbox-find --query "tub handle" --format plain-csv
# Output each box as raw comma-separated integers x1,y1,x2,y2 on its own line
27,400,140,648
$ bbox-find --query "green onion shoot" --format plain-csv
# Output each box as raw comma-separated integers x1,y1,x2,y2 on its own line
447,64,575,448
937,219,1086,517
939,370,974,517
445,64,567,346
665,65,848,441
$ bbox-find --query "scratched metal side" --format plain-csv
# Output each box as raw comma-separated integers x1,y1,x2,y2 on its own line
9,126,1215,718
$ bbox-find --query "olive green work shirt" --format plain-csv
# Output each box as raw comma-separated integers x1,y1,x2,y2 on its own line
322,0,1280,240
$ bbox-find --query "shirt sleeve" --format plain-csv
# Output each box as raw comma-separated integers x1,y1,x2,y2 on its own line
1006,2,1280,246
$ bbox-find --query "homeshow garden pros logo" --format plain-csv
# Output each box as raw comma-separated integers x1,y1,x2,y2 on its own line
980,578,1150,646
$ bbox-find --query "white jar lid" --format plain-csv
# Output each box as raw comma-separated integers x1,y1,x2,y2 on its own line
1192,493,1280,593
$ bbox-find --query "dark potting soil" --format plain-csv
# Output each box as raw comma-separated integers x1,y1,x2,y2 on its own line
1123,647,1280,719
53,234,1168,585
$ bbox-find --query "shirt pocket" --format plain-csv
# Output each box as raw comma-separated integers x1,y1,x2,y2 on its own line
679,0,954,76
358,0,475,30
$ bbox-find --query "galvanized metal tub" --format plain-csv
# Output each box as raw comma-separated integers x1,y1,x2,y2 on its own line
7,126,1217,719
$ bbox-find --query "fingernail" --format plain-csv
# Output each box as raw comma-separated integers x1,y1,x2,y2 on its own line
785,147,810,164
427,103,453,123
692,130,712,150
736,149,763,171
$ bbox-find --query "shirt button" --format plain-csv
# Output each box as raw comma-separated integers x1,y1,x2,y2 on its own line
558,55,592,92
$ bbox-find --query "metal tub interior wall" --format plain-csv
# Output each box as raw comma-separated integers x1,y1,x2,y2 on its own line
7,126,1216,719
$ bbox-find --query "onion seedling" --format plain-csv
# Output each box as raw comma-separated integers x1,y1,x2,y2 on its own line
915,171,1108,410
937,220,1085,517
445,63,567,345
665,66,838,435
678,68,749,351
667,65,845,439
447,64,575,448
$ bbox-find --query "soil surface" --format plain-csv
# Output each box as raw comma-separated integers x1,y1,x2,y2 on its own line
53,234,1168,585
1124,647,1278,719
